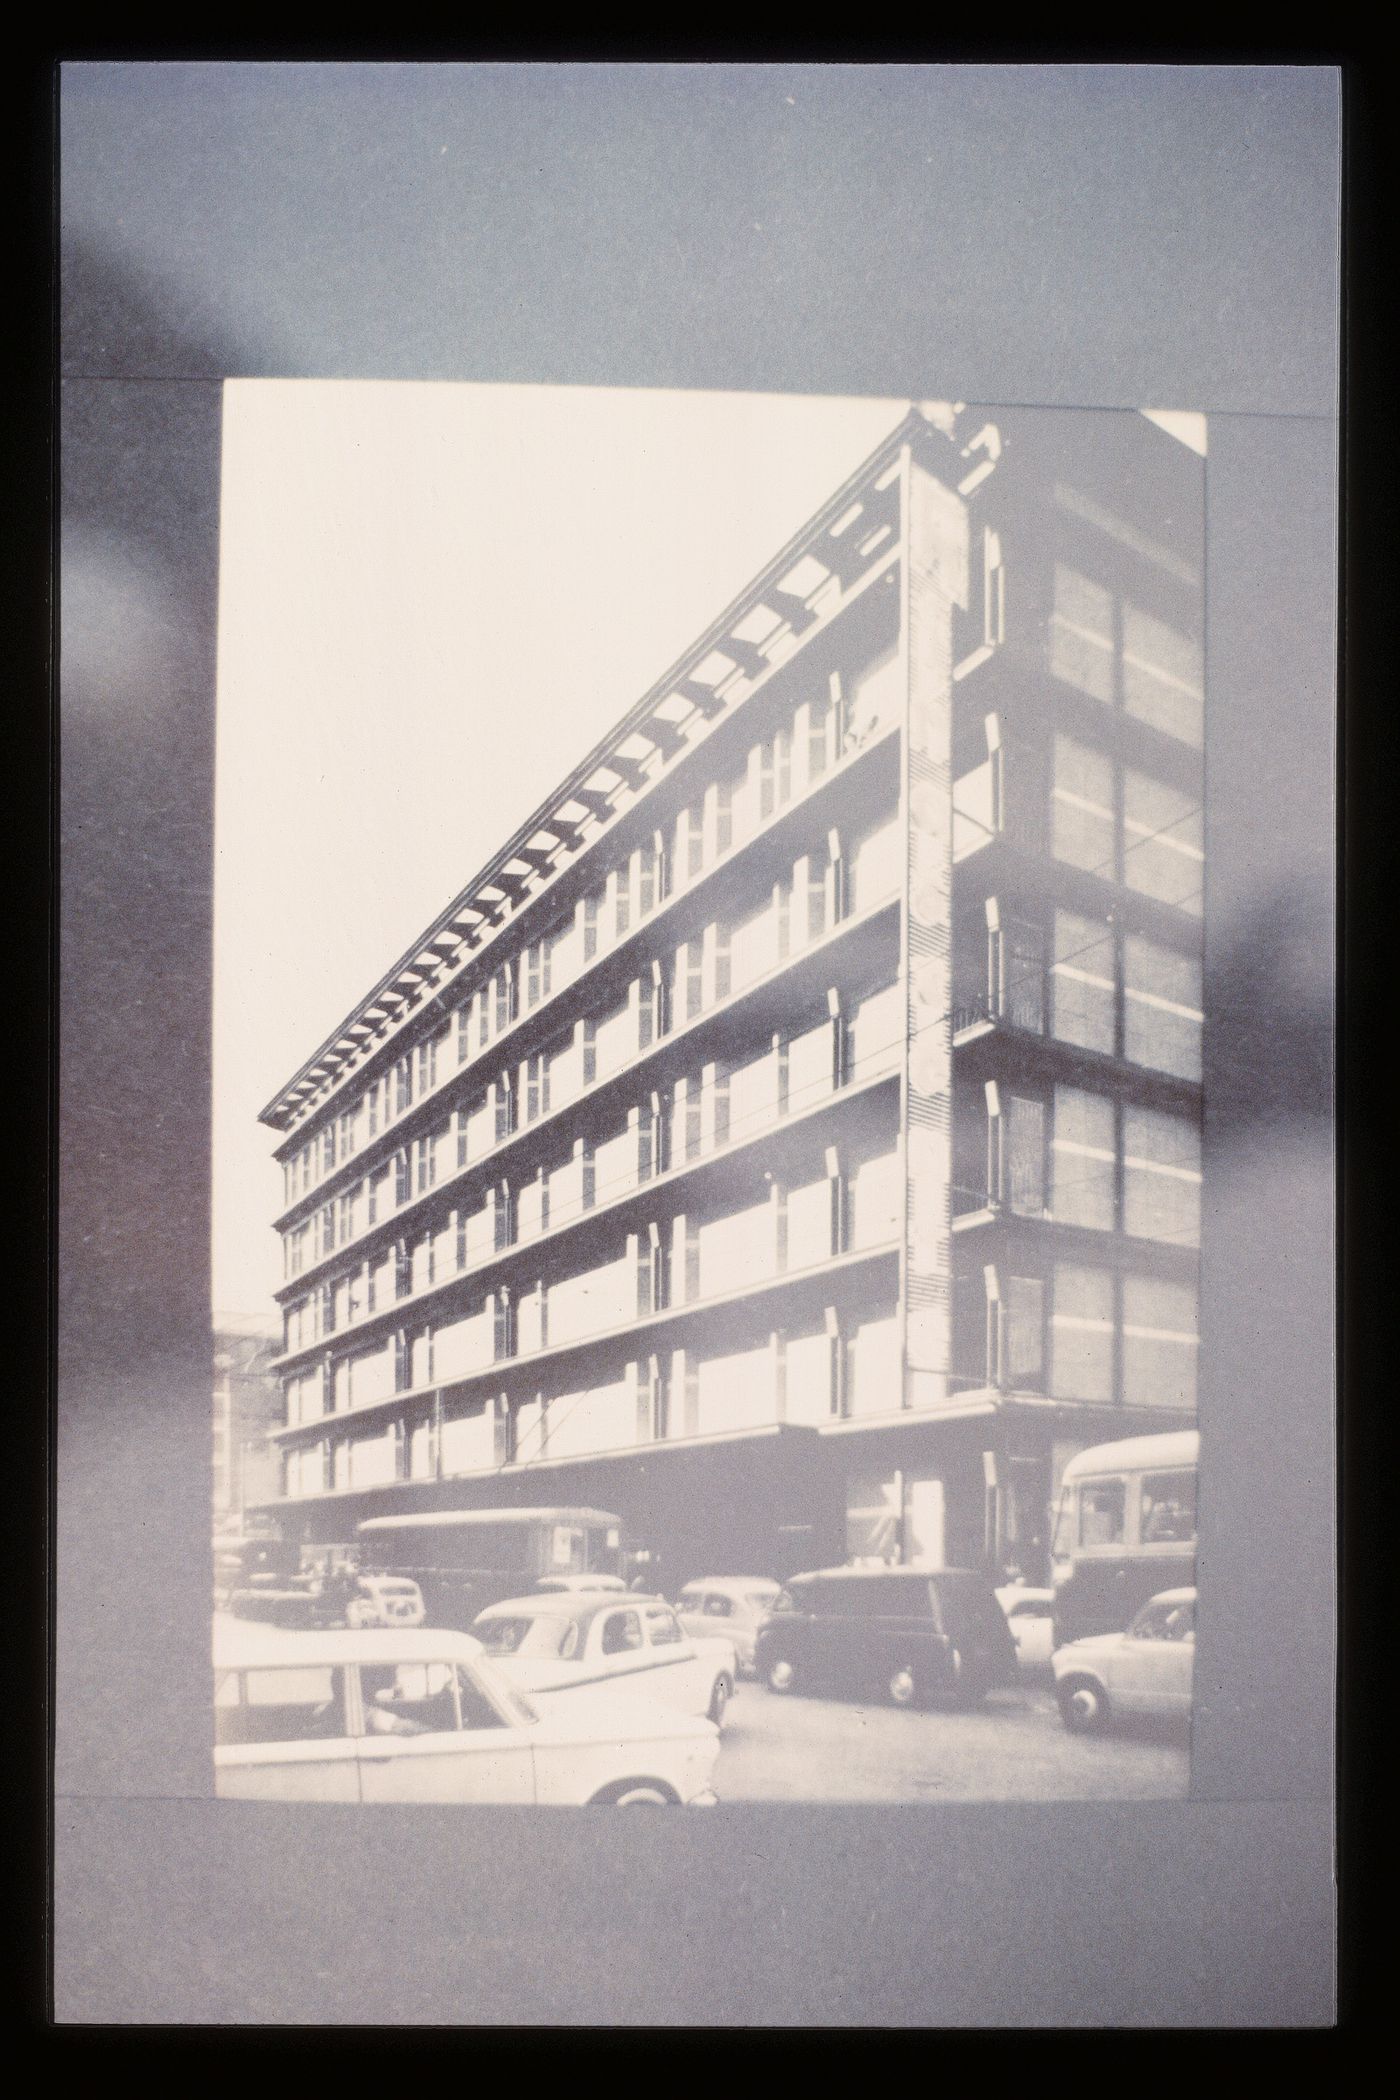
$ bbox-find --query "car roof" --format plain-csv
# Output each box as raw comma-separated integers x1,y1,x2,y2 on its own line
785,1565,980,1584
474,1593,666,1623
213,1625,486,1669
358,1506,620,1535
678,1577,781,1592
1143,1587,1197,1606
1061,1430,1199,1480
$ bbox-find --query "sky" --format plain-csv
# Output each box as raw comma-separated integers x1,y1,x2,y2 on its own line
212,382,1207,1333
212,381,912,1330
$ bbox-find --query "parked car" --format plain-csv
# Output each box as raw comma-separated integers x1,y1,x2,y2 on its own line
1051,1586,1196,1734
673,1578,782,1677
213,1623,720,1805
471,1593,737,1726
753,1567,1018,1710
229,1571,424,1631
995,1585,1057,1671
343,1574,426,1629
532,1574,628,1595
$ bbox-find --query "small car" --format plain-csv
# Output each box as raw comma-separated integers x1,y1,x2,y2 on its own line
1051,1586,1196,1733
213,1623,720,1806
471,1593,737,1726
343,1574,426,1629
532,1574,629,1595
673,1578,783,1678
995,1585,1057,1671
753,1566,1018,1710
230,1571,425,1631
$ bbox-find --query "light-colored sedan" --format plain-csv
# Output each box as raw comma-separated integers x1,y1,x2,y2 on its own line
213,1623,720,1805
994,1585,1057,1671
673,1578,783,1678
1051,1586,1196,1733
472,1593,738,1727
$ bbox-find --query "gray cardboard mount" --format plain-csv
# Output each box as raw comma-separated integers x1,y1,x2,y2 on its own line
56,62,1339,2026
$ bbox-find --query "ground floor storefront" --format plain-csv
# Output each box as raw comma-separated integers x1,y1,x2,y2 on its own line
258,1395,1191,1592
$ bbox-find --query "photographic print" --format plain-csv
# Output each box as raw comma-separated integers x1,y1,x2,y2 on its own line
212,382,1205,1807
56,59,1338,2027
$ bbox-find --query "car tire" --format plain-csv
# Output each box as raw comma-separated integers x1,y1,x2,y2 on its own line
708,1674,733,1726
765,1657,798,1696
589,1780,681,1807
1058,1676,1111,1734
886,1663,921,1710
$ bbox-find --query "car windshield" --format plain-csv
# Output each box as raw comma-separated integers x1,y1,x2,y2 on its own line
746,1590,780,1613
1050,1487,1074,1559
473,1613,581,1660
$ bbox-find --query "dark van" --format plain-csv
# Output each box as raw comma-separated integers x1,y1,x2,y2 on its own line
753,1567,1018,1710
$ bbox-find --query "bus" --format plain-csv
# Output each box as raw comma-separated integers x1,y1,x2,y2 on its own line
356,1506,623,1630
1050,1429,1198,1646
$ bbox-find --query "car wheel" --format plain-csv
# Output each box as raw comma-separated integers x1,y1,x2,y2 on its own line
766,1657,798,1695
886,1663,920,1710
1058,1676,1111,1734
708,1674,733,1726
589,1780,680,1807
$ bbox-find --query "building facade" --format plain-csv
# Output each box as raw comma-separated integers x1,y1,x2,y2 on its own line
212,1328,284,1524
252,403,1204,1588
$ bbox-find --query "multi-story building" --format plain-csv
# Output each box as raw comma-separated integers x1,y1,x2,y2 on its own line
251,401,1204,1588
212,1328,284,1524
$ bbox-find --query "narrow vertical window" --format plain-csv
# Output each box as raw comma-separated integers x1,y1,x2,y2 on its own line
715,778,734,856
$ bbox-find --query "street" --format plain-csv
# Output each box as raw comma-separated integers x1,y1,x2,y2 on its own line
213,1613,1188,1803
711,1676,1189,1803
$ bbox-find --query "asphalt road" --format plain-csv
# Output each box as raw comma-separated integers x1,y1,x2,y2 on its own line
214,1614,1188,1803
711,1674,1190,1803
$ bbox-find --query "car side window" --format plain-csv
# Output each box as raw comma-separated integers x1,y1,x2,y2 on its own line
645,1608,682,1646
676,1591,704,1616
215,1665,348,1747
1078,1480,1127,1549
702,1594,733,1618
1140,1471,1197,1545
1130,1600,1193,1642
358,1661,460,1736
601,1610,643,1655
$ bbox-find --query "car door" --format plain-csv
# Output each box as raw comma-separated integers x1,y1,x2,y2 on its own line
1144,1599,1195,1714
673,1588,708,1646
1111,1600,1194,1714
214,1663,361,1802
813,1581,870,1691
642,1603,711,1715
352,1658,537,1802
